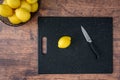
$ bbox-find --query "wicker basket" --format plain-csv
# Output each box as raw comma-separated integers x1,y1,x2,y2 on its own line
0,0,40,27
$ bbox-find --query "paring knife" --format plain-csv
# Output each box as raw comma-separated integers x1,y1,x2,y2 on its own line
81,25,100,59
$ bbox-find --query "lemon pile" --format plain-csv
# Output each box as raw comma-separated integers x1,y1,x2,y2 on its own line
0,0,38,24
58,36,71,49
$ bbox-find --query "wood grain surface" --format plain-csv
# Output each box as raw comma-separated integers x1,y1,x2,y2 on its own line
0,0,120,80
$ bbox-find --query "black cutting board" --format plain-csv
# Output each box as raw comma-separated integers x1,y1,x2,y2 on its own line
38,17,113,74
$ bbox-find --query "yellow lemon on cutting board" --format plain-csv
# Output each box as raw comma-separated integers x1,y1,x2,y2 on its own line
7,0,20,8
20,0,31,12
8,14,21,24
0,4,13,17
31,2,38,12
58,36,71,48
26,0,38,4
15,8,31,22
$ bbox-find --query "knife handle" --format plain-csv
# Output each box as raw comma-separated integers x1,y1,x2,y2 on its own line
88,42,100,59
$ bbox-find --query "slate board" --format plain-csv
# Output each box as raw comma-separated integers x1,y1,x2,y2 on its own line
38,17,113,74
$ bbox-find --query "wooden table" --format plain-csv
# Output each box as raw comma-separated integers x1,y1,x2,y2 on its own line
0,0,120,80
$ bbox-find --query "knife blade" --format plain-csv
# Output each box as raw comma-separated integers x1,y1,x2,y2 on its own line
81,26,100,59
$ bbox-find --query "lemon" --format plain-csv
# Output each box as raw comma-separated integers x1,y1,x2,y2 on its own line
58,36,71,48
31,2,38,12
15,8,31,22
0,4,13,17
20,0,31,12
7,0,20,8
8,14,21,24
26,0,38,4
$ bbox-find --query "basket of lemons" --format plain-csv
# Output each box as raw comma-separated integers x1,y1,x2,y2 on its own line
0,0,39,26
